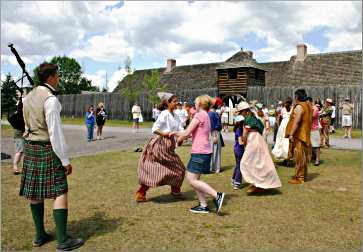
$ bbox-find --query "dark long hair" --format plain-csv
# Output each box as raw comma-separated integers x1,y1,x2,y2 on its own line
285,97,293,112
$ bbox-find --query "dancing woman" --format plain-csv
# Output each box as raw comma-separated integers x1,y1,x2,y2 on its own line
136,93,185,202
238,101,282,194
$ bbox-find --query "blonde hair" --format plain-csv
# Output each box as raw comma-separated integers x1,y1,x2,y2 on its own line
98,102,104,108
195,94,213,111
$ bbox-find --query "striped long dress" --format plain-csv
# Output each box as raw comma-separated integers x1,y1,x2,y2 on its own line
137,110,185,187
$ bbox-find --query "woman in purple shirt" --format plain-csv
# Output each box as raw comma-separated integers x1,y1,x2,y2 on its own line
232,114,245,189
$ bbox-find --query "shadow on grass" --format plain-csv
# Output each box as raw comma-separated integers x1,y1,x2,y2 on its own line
67,211,123,241
149,190,197,204
247,189,283,197
305,173,320,182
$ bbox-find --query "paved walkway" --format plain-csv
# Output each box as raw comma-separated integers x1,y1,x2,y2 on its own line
1,122,361,162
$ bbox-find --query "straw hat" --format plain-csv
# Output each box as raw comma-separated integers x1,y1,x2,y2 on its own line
236,101,250,112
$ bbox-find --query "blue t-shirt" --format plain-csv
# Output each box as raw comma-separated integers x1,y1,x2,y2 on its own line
208,111,222,131
85,111,95,125
234,128,244,153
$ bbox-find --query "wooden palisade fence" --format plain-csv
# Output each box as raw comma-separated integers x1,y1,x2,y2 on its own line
58,85,361,129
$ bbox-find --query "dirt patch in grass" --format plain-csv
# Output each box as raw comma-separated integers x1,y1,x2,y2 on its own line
1,145,361,251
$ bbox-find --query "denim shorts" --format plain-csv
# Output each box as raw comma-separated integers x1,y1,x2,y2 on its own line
187,153,212,174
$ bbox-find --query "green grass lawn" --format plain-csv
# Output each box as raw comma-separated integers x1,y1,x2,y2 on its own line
61,116,154,128
332,128,361,139
1,144,361,251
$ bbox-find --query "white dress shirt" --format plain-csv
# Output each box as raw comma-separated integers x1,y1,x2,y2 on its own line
43,84,70,166
152,110,184,133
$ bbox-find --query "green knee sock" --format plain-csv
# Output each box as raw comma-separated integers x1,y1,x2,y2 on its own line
53,209,68,244
30,202,46,240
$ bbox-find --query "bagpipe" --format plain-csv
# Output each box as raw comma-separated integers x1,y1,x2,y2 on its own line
6,44,35,132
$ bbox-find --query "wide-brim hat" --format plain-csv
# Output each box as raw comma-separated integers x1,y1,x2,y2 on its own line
326,98,333,103
236,101,250,112
157,92,174,101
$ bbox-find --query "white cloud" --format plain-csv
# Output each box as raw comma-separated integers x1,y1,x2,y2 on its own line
83,69,107,90
108,68,128,92
1,1,361,77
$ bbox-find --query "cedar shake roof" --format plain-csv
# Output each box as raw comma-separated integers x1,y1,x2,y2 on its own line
113,49,362,93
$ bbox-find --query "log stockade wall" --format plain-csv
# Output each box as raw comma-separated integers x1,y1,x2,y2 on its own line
58,85,361,129
58,88,218,121
247,85,362,129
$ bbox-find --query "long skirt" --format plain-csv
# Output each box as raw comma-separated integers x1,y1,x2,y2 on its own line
240,132,282,189
272,117,290,160
210,131,222,173
20,141,68,200
138,135,185,187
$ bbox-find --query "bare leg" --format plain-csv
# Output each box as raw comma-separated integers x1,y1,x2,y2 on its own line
54,193,68,209
186,171,218,200
13,151,23,172
348,126,352,138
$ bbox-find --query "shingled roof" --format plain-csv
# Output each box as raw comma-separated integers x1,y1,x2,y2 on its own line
113,48,362,93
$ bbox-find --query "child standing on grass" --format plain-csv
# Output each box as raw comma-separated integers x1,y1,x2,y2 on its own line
85,105,95,142
231,113,245,189
177,95,225,214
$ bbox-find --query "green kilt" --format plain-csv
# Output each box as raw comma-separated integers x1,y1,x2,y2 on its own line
19,141,68,200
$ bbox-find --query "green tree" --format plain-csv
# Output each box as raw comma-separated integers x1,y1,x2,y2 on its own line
143,69,168,105
32,56,98,94
79,77,98,92
1,73,18,118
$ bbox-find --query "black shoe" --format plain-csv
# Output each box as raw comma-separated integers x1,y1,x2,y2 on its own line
32,233,53,247
56,237,84,251
189,205,210,214
214,192,225,214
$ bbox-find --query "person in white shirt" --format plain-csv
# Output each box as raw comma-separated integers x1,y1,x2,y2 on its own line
136,92,186,203
221,103,230,132
152,104,161,122
131,103,142,133
20,63,84,251
174,102,188,128
330,103,336,134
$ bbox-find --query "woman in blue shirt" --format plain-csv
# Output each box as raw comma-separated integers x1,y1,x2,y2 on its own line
85,105,95,142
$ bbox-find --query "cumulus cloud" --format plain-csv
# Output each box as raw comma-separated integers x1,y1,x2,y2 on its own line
1,1,361,77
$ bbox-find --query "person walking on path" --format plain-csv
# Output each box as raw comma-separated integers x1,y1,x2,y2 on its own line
238,101,282,194
136,92,185,202
131,102,142,133
272,98,292,161
85,105,95,142
308,98,321,166
285,89,313,184
177,95,225,214
96,102,107,140
319,98,333,148
208,97,223,173
20,62,84,251
339,97,354,139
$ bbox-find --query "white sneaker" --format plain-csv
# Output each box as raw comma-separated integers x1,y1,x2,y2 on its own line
96,136,100,140
100,136,104,140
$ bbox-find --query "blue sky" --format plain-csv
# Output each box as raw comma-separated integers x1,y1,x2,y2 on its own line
1,1,361,91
